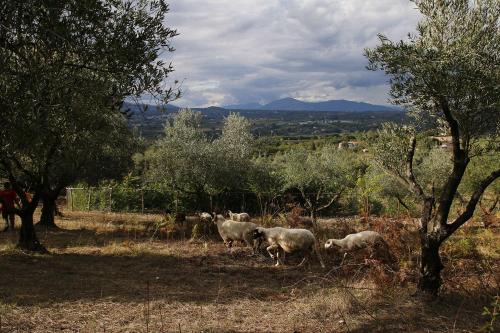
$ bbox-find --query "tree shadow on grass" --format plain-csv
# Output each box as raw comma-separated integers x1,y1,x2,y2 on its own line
345,290,497,333
0,227,328,308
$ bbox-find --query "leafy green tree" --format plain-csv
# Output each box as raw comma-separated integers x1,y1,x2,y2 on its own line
38,114,137,227
247,157,283,217
212,113,254,196
369,144,453,216
0,0,178,250
356,165,384,218
459,154,500,223
280,146,365,225
146,109,210,211
146,111,254,211
365,0,500,295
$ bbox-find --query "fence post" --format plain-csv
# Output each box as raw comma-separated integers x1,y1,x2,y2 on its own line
141,188,144,214
66,188,70,211
87,187,92,211
109,187,112,212
70,188,74,211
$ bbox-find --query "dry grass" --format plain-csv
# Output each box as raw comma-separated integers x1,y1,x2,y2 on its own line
0,210,498,332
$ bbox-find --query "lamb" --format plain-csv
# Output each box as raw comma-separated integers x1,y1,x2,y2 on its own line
324,231,384,252
227,210,251,222
213,214,258,253
253,227,325,268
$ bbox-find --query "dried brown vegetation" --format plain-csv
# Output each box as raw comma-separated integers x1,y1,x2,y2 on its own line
0,210,498,332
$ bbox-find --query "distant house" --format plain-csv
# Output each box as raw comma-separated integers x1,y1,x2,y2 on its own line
347,141,360,149
430,136,453,149
338,141,360,150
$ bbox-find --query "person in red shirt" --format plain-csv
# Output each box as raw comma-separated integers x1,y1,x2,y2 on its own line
0,182,20,231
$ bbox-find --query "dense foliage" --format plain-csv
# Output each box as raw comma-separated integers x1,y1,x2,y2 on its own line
0,0,178,249
365,0,500,295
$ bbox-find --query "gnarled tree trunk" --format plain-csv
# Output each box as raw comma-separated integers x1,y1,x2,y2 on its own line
418,237,444,295
18,210,47,253
38,192,58,228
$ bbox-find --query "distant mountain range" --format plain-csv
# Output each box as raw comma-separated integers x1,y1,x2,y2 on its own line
124,97,401,117
224,97,399,112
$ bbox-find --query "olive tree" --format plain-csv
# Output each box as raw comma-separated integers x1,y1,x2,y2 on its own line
146,109,210,211
247,157,283,218
365,0,500,295
280,146,365,225
38,114,136,227
212,113,254,204
146,111,254,211
0,0,178,251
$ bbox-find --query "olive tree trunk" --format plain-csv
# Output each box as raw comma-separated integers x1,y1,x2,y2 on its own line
18,211,45,252
38,190,61,228
418,237,444,294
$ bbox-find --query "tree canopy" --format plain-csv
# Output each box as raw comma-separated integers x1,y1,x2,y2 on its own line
0,0,178,250
365,0,500,295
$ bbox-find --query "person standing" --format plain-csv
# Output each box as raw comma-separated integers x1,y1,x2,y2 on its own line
0,182,19,231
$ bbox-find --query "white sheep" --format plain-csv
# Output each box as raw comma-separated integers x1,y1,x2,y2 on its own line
199,212,213,222
324,231,384,252
213,214,258,253
253,227,325,268
325,231,397,268
227,210,251,222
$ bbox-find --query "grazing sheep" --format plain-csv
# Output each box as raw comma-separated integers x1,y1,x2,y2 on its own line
213,214,258,253
195,212,217,238
227,210,251,222
199,212,213,222
324,231,397,268
324,231,384,252
253,227,325,268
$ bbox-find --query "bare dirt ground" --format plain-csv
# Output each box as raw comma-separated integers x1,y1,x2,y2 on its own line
0,210,498,333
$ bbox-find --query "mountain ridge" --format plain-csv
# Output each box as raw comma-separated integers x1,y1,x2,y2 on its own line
224,97,399,112
123,97,401,116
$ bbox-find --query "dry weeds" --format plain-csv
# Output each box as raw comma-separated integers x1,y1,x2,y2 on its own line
0,210,498,332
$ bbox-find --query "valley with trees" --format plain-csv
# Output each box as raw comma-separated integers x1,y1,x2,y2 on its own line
0,0,498,332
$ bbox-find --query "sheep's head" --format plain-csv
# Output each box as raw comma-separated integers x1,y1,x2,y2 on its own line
252,227,265,240
324,239,340,250
212,212,224,224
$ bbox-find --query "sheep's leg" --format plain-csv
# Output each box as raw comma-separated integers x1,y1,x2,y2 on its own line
244,235,257,255
253,238,262,255
266,244,280,265
297,254,308,267
224,239,233,253
340,252,348,266
313,245,326,268
276,247,285,266
298,247,314,268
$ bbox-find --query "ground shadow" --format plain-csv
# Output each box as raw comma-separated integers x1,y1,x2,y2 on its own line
347,292,498,333
0,227,330,307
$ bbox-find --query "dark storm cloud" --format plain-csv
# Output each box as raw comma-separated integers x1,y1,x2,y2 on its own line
165,0,420,107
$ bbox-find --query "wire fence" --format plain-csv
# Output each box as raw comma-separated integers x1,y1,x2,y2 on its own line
66,187,165,214
65,186,362,216
65,187,277,215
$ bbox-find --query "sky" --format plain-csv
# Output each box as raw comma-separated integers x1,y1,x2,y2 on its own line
165,0,421,108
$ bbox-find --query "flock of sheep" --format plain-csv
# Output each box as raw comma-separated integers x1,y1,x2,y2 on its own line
201,210,391,269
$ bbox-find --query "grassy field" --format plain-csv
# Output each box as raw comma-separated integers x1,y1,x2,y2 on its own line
0,210,498,333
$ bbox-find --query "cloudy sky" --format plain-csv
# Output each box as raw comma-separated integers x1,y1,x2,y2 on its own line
165,0,421,108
